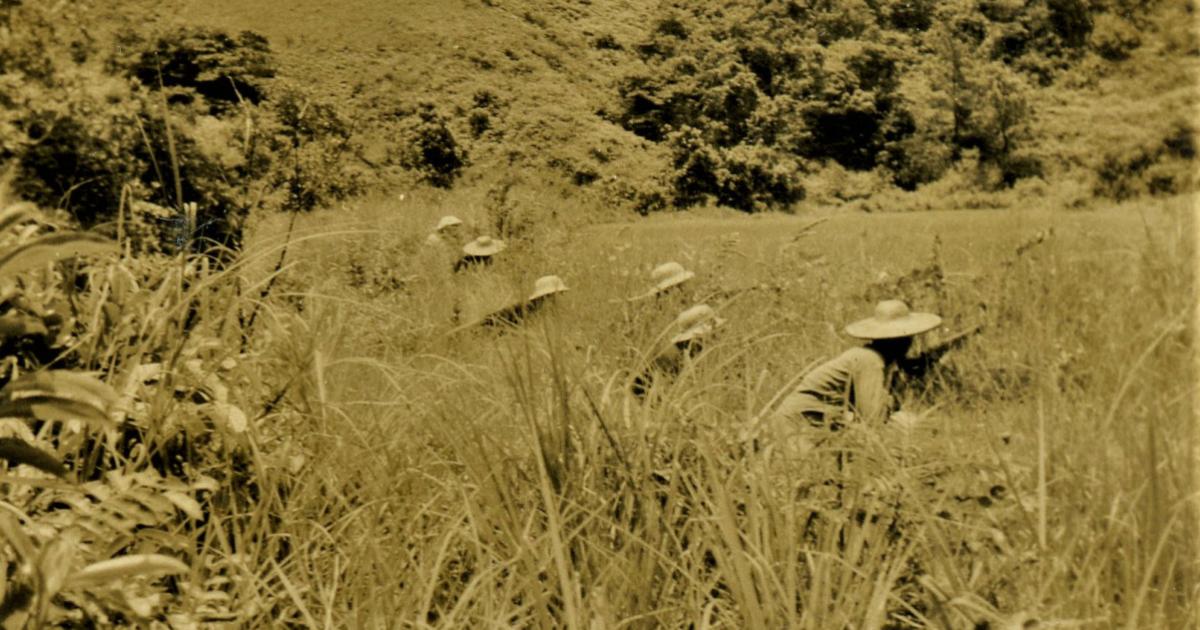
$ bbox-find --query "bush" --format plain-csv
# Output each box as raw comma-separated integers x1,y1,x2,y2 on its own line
116,25,276,115
264,82,366,212
1089,14,1142,61
666,127,804,212
1046,0,1094,48
593,33,624,51
1093,120,1198,200
3,4,376,258
610,0,1077,210
399,103,468,189
0,189,265,625
803,162,892,204
1,4,283,256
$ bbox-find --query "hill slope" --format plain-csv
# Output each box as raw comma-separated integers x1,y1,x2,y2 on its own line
123,0,668,203
109,0,1197,214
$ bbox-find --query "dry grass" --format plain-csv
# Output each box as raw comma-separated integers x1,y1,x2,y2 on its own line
229,192,1197,627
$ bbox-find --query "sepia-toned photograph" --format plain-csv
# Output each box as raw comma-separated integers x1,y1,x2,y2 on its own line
0,0,1195,627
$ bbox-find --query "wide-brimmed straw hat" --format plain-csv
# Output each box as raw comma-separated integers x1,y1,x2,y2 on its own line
436,215,463,231
671,303,725,344
463,235,506,257
634,261,695,300
528,275,569,301
844,300,941,339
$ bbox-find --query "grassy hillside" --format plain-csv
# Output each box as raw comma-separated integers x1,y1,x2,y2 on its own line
121,0,667,209
107,0,1198,217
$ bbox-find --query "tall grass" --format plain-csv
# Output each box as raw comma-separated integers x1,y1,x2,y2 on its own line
231,192,1196,627
11,183,1184,626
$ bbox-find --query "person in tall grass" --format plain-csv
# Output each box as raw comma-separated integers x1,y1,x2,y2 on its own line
424,215,464,248
631,303,724,399
630,261,695,301
479,274,570,328
768,300,943,429
442,275,570,336
454,235,506,272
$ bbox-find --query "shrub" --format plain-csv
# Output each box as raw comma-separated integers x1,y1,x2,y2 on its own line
593,33,624,51
611,0,1083,210
1093,120,1198,200
1089,14,1142,61
2,4,288,256
666,127,804,212
468,110,490,137
0,190,246,625
115,25,276,115
399,103,468,189
1046,0,1094,48
265,82,365,212
803,162,892,204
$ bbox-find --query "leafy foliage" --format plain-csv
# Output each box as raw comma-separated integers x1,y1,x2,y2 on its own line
1,2,371,261
262,81,366,212
397,103,468,189
610,0,1185,210
0,172,291,624
116,26,275,115
668,128,806,211
0,193,205,625
1093,119,1197,200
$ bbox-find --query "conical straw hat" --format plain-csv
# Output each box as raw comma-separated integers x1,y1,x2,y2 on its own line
463,235,506,256
844,300,941,339
633,261,695,300
671,303,725,344
528,275,569,300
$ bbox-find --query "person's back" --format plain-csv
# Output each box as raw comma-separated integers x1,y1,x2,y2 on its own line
771,346,889,427
479,300,530,328
631,344,688,399
631,303,724,400
757,300,940,454
455,236,506,273
453,253,494,272
475,274,569,331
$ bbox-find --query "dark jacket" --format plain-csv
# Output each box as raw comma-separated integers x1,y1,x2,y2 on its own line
454,254,494,273
631,340,702,399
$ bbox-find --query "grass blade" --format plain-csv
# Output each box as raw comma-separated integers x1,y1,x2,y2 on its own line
0,437,67,477
66,554,190,589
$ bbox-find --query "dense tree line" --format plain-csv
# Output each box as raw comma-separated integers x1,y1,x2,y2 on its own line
610,0,1169,211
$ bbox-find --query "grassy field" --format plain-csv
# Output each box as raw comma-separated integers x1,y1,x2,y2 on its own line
2,1,1196,626
231,193,1197,627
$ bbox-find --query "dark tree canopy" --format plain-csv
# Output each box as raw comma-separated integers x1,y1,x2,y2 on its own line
610,0,1132,210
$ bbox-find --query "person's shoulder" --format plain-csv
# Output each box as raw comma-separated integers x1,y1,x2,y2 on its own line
839,346,884,368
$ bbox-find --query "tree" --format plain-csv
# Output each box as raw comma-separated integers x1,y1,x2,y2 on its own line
116,26,276,115
266,82,364,212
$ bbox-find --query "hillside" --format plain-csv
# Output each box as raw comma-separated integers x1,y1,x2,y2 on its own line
19,0,1198,224
117,0,669,207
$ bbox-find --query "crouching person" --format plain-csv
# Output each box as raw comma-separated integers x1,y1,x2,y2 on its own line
631,304,724,399
756,300,944,457
479,274,569,329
